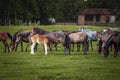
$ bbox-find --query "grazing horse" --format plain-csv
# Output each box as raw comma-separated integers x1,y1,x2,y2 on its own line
102,31,120,57
30,34,50,55
69,31,88,54
46,31,71,54
79,27,97,50
96,29,120,57
0,31,12,52
10,30,33,52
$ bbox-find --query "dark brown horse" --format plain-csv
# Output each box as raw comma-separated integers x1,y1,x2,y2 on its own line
102,31,120,57
46,31,71,54
96,30,120,57
0,31,12,52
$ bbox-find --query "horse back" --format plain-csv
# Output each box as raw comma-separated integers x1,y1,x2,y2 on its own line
31,34,49,44
69,32,88,43
0,31,8,41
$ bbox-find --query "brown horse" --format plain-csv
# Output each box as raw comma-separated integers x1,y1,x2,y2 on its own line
10,30,33,52
30,34,51,55
102,31,120,57
0,31,12,52
46,31,71,54
96,30,120,57
69,31,88,54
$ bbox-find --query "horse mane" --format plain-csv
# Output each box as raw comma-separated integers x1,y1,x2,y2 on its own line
7,32,12,40
12,30,23,41
32,27,49,35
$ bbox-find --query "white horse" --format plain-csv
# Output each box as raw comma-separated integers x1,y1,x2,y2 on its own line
30,34,50,55
79,27,97,50
48,18,56,24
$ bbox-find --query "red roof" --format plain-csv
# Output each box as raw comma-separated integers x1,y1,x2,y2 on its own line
79,8,116,15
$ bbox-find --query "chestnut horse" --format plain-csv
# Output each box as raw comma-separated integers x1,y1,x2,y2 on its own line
0,31,12,52
30,34,50,55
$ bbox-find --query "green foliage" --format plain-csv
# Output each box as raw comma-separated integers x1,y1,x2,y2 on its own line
0,0,120,25
0,25,120,80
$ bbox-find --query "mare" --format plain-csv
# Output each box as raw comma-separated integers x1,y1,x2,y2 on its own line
46,31,71,54
102,31,120,57
30,34,50,55
10,30,34,52
69,31,88,54
79,27,97,51
0,31,12,52
96,29,119,57
96,28,116,53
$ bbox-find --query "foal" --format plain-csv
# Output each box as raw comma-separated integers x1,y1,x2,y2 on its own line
30,34,50,55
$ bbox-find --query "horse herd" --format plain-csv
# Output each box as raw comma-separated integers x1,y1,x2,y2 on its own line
0,27,120,57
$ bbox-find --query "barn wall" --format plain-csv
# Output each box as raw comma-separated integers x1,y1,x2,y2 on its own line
78,15,85,25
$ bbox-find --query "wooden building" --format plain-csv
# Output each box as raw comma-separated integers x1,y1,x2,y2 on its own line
78,8,117,25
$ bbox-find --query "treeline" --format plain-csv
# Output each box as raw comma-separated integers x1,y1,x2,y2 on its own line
0,0,120,25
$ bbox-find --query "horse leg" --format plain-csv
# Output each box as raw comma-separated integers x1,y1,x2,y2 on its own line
15,43,19,51
64,47,67,54
44,43,48,55
113,44,118,57
21,42,23,52
48,43,52,51
82,42,87,55
35,43,38,52
68,44,71,54
72,43,74,52
6,42,10,52
25,43,30,52
90,40,93,51
30,42,36,55
2,40,7,52
54,44,57,51
77,43,80,51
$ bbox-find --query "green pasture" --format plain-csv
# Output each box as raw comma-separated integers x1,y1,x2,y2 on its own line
0,25,120,80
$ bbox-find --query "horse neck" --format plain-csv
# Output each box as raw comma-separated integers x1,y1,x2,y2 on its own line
7,32,12,40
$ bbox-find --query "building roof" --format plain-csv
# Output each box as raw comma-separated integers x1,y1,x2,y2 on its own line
79,8,117,15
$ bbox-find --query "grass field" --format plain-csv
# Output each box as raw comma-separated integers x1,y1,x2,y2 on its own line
0,25,120,80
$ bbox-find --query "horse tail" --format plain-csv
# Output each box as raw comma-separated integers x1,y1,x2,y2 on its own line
7,32,12,40
64,34,71,48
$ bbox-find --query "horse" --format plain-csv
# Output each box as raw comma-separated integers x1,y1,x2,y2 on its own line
32,27,71,54
48,17,56,24
10,30,34,52
79,27,97,51
69,31,88,54
102,31,120,57
46,31,71,54
0,31,12,52
96,29,120,57
30,34,51,55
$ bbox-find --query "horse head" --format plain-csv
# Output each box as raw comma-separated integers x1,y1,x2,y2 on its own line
10,35,16,51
